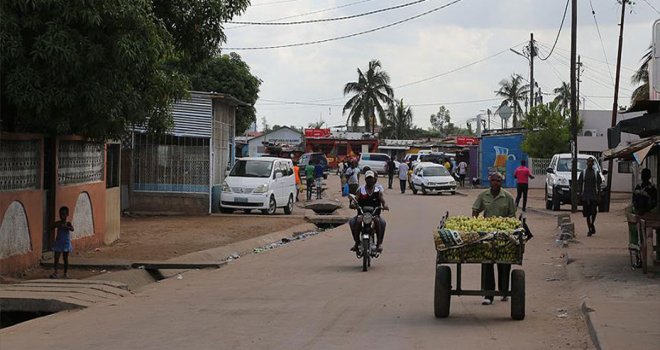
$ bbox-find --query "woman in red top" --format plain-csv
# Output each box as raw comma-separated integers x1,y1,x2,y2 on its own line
513,160,534,211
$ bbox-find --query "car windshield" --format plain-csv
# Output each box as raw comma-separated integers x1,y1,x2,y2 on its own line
420,155,443,164
421,167,449,177
557,158,598,172
230,160,273,178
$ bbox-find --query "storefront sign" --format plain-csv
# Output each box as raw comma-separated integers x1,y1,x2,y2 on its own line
457,136,479,146
304,128,331,138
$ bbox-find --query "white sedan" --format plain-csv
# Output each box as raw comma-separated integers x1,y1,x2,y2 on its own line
410,163,456,195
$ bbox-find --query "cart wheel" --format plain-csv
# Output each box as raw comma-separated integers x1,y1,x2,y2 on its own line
434,265,451,318
510,269,525,320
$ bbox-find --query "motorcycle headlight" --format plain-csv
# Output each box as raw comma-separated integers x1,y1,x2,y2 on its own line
222,181,231,192
253,183,269,193
363,212,373,225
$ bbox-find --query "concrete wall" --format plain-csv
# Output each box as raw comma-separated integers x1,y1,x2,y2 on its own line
130,192,209,215
248,128,303,157
105,187,121,245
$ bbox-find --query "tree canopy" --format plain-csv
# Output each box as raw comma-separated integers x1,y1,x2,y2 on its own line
342,60,394,133
191,53,261,135
520,103,571,158
381,99,413,139
429,106,454,136
0,0,250,140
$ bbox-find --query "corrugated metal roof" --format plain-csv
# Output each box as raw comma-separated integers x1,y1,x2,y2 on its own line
135,92,213,138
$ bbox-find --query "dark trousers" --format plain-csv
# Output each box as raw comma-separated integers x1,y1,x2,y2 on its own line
515,183,529,211
399,179,407,193
481,263,511,301
388,174,394,189
306,178,314,200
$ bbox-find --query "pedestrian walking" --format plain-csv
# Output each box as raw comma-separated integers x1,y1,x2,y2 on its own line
398,161,409,194
457,160,468,187
293,162,301,202
50,206,74,279
305,162,315,201
513,160,534,211
386,157,396,189
472,172,516,305
338,160,346,191
345,162,360,196
577,157,602,236
314,162,324,199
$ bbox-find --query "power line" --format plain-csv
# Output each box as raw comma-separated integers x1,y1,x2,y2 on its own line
395,42,527,88
227,0,375,30
538,41,636,72
587,0,614,83
408,97,502,107
229,0,431,26
222,0,466,50
642,0,660,15
538,0,569,61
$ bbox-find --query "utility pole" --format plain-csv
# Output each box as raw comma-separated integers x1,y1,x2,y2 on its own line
577,55,583,111
604,0,628,212
570,0,579,213
530,33,536,110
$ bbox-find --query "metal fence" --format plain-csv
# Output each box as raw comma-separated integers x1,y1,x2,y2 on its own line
133,133,210,193
529,158,551,176
0,139,41,191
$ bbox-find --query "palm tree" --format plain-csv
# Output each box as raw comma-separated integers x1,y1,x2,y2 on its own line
553,82,571,117
495,74,529,128
343,60,394,133
384,99,414,139
631,45,652,104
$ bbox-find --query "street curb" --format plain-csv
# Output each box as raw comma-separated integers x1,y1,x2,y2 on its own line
580,299,602,350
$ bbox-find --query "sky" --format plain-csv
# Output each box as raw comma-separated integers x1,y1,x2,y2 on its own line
222,0,659,131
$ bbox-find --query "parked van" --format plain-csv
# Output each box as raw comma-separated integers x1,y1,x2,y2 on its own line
220,157,296,215
358,152,397,174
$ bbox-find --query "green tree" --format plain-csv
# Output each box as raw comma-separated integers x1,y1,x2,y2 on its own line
430,106,452,135
190,53,261,135
308,120,326,129
553,82,571,117
631,45,652,104
154,0,250,73
342,60,394,133
261,117,270,133
382,99,413,139
520,104,571,158
495,74,529,128
0,0,249,140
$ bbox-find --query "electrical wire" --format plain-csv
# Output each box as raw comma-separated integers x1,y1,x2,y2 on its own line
395,42,527,88
642,0,660,15
229,0,431,25
222,0,466,50
538,0,569,61
587,0,614,83
539,42,636,72
227,0,375,30
408,97,502,107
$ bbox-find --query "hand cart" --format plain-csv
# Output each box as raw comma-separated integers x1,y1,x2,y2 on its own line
434,212,532,320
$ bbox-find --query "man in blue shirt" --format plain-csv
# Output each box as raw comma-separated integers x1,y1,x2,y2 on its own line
314,162,324,199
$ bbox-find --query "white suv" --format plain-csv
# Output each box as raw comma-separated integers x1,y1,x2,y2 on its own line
358,153,397,174
545,153,608,211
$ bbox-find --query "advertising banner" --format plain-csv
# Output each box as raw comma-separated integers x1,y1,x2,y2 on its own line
304,128,331,138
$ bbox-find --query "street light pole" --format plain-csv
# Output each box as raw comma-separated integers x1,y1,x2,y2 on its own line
530,33,535,110
570,0,579,213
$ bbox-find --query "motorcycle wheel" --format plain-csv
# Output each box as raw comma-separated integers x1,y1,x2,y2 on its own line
362,238,369,272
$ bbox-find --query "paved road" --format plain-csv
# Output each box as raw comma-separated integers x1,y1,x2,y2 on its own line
1,187,591,350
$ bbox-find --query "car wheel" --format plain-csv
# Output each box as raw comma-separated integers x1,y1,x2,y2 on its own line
261,195,276,215
243,209,252,214
220,207,234,214
545,186,552,210
283,195,294,215
412,184,418,194
421,184,427,195
450,191,456,195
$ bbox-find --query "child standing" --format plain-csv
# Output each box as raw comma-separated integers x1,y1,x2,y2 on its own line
51,206,74,279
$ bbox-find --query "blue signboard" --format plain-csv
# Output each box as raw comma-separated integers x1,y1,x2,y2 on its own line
480,134,528,188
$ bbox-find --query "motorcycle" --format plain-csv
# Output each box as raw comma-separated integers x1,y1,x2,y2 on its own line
349,194,383,272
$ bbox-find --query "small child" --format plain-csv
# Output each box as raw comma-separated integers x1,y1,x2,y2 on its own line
51,206,74,279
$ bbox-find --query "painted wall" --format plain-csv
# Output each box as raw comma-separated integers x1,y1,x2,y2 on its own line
481,134,528,188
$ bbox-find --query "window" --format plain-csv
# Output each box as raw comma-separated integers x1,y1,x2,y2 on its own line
229,160,273,178
618,161,633,174
372,154,389,162
361,154,371,161
106,144,120,188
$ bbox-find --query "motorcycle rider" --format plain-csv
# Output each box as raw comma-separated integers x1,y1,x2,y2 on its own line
349,170,389,253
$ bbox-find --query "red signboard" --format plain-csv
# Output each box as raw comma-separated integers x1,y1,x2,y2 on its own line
456,136,479,146
304,128,331,138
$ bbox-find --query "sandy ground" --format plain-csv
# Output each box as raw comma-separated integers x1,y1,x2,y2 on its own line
6,213,306,282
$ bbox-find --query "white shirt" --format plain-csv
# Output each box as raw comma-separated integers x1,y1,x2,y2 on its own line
458,161,468,175
398,162,409,180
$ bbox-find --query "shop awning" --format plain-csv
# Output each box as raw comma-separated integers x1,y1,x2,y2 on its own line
614,111,660,137
603,135,660,161
378,146,410,150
